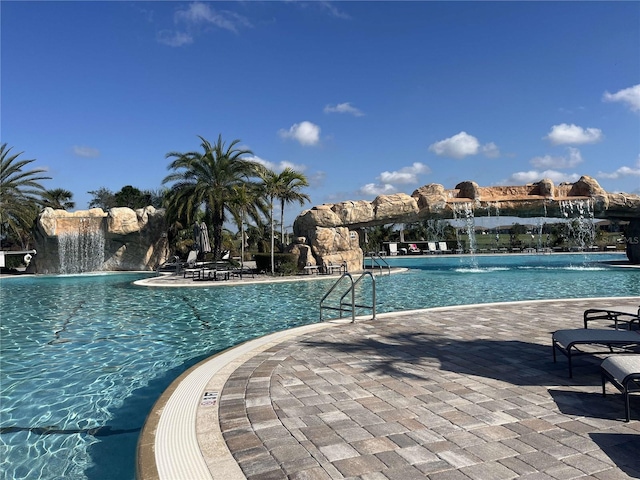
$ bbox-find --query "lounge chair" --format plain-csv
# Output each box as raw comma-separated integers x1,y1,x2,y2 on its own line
601,355,640,422
584,306,640,330
408,244,421,254
438,242,452,254
303,263,320,275
427,242,438,254
552,328,640,378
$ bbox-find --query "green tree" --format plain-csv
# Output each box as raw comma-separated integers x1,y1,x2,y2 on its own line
0,144,50,248
88,187,115,209
163,135,263,260
259,168,310,274
113,185,152,209
42,188,75,210
361,224,396,253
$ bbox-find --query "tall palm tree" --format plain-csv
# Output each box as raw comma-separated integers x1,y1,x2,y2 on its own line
162,135,263,260
0,144,50,248
42,188,75,210
229,182,268,269
259,167,310,274
275,168,310,245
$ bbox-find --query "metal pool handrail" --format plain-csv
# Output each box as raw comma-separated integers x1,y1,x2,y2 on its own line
319,271,376,323
365,252,391,274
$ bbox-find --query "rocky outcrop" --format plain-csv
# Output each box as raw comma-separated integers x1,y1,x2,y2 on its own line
291,176,640,267
33,206,169,274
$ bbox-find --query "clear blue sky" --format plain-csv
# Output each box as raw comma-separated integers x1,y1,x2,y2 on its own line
3,1,639,227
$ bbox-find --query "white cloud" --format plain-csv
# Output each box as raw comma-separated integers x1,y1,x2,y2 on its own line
429,131,479,159
278,121,321,146
72,145,100,158
358,183,397,197
378,162,430,185
544,123,603,145
597,157,640,179
505,170,581,184
428,132,499,159
158,2,251,46
248,155,307,173
530,147,583,169
482,142,500,159
603,84,640,112
157,30,193,47
175,2,251,33
323,102,364,117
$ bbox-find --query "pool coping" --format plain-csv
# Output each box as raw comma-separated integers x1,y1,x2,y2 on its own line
136,295,640,480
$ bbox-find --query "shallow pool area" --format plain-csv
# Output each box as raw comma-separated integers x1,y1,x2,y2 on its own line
1,253,638,480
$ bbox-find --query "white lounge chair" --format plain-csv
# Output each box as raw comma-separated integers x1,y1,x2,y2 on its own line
438,242,452,254
427,242,438,254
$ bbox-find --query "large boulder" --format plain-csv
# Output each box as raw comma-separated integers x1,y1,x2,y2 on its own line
331,200,375,226
372,193,420,223
108,207,140,235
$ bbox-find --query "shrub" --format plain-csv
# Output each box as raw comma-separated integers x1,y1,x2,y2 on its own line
254,253,297,274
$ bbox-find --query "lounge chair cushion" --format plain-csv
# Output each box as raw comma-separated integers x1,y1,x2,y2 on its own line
552,328,640,377
601,355,640,422
601,355,640,384
553,328,640,348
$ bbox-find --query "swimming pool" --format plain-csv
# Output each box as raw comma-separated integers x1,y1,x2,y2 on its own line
1,253,638,479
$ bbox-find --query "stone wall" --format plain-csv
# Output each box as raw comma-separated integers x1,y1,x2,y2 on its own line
32,206,169,274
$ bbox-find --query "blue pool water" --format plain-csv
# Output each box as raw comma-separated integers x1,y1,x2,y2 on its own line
1,253,638,479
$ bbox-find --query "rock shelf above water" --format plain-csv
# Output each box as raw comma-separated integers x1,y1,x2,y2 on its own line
292,176,640,269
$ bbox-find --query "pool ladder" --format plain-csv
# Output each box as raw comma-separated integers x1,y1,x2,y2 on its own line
319,271,376,323
364,252,391,275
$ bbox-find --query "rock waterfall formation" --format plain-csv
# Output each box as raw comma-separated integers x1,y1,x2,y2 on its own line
291,176,640,270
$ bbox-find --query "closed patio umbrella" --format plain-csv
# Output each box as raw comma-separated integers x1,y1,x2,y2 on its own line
199,222,211,254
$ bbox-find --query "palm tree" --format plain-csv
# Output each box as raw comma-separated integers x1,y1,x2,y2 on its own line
276,168,310,245
42,188,75,210
229,182,268,269
259,167,310,274
0,144,50,248
162,135,263,260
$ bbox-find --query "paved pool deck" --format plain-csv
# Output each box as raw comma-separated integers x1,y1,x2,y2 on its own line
137,296,640,480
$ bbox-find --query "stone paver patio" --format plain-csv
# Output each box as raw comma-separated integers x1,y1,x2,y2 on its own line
212,299,640,479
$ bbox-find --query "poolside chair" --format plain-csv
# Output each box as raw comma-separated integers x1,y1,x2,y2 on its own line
182,250,202,278
438,242,452,254
408,243,421,254
583,306,640,330
427,242,438,254
601,355,640,422
552,328,640,377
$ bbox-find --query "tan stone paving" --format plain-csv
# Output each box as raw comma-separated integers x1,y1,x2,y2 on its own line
213,299,640,480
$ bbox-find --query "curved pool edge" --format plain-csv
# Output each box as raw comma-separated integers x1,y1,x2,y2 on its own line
136,318,351,480
136,295,640,480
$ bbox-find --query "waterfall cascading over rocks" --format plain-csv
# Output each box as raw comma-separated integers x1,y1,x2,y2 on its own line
58,227,106,274
33,206,169,274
